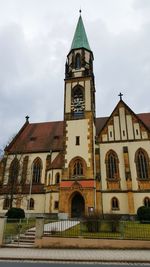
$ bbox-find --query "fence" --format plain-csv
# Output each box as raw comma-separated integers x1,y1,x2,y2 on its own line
2,218,150,246
43,219,150,240
3,218,36,245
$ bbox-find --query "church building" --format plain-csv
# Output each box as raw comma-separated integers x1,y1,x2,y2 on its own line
0,14,150,218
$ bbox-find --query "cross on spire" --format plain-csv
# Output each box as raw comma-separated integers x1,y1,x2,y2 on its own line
118,92,123,100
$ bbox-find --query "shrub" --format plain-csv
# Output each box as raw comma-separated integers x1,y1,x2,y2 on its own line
137,206,150,221
84,212,101,233
5,208,25,219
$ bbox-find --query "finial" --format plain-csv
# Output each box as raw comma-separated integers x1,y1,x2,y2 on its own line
118,92,123,100
25,115,29,122
79,9,82,14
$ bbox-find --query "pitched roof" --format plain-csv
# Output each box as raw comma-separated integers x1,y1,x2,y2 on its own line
70,15,91,51
96,100,150,137
49,153,63,169
6,112,150,154
137,113,150,130
6,121,64,154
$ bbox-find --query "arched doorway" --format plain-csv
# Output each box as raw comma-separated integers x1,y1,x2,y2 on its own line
71,192,85,218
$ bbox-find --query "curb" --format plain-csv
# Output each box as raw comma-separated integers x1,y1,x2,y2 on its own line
0,257,150,263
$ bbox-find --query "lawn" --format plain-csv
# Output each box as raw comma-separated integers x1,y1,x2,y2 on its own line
4,218,36,240
55,220,150,240
3,219,150,241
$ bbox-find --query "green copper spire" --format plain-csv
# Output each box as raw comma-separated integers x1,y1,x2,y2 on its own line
71,14,91,51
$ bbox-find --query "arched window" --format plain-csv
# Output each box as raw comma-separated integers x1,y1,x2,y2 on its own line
73,160,83,176
111,197,119,210
71,86,85,116
32,158,42,184
75,53,81,69
144,197,150,207
28,198,34,210
55,173,60,184
105,150,119,180
3,197,10,210
73,86,83,101
9,157,20,184
135,149,150,179
69,157,86,178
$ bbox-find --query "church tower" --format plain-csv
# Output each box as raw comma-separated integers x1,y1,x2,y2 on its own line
59,13,97,217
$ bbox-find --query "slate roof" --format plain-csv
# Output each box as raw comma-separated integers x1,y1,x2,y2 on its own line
5,113,150,154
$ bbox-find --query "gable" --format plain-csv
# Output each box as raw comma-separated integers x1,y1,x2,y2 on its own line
98,100,150,143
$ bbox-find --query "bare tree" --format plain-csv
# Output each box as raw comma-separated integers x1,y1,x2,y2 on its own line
0,135,29,210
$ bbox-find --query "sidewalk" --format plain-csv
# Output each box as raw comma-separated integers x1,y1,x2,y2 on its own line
0,247,150,263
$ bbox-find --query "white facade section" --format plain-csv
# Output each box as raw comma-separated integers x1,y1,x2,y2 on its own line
134,123,141,139
85,80,91,111
108,125,114,141
102,193,129,214
114,116,120,140
100,140,150,192
119,107,127,140
126,115,134,140
65,119,90,167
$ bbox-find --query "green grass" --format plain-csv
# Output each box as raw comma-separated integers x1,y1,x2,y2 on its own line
4,218,36,237
122,221,150,239
4,219,150,241
51,221,150,240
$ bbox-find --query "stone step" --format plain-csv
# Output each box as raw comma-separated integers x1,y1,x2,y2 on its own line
5,242,34,248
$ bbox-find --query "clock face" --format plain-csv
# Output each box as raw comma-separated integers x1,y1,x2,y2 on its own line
71,97,85,113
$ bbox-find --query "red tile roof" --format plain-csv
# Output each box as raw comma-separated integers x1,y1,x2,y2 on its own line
6,121,64,153
49,153,63,169
137,113,150,130
6,112,150,154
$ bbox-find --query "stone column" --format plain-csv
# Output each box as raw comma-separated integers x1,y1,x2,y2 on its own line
35,217,44,239
0,217,6,246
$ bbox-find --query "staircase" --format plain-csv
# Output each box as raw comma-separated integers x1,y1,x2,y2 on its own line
5,228,35,247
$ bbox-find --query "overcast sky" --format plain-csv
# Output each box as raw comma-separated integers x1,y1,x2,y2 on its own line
0,0,150,149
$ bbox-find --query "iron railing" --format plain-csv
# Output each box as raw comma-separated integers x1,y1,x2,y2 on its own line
43,219,150,240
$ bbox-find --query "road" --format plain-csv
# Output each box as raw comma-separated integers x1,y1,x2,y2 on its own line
0,262,149,267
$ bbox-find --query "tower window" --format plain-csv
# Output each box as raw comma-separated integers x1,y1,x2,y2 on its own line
75,53,81,69
54,201,59,209
76,136,80,145
71,86,85,117
73,160,83,176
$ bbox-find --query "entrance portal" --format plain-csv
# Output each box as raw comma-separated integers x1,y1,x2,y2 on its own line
71,192,85,218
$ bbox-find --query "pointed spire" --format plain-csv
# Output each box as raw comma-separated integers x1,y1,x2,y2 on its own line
71,13,91,51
